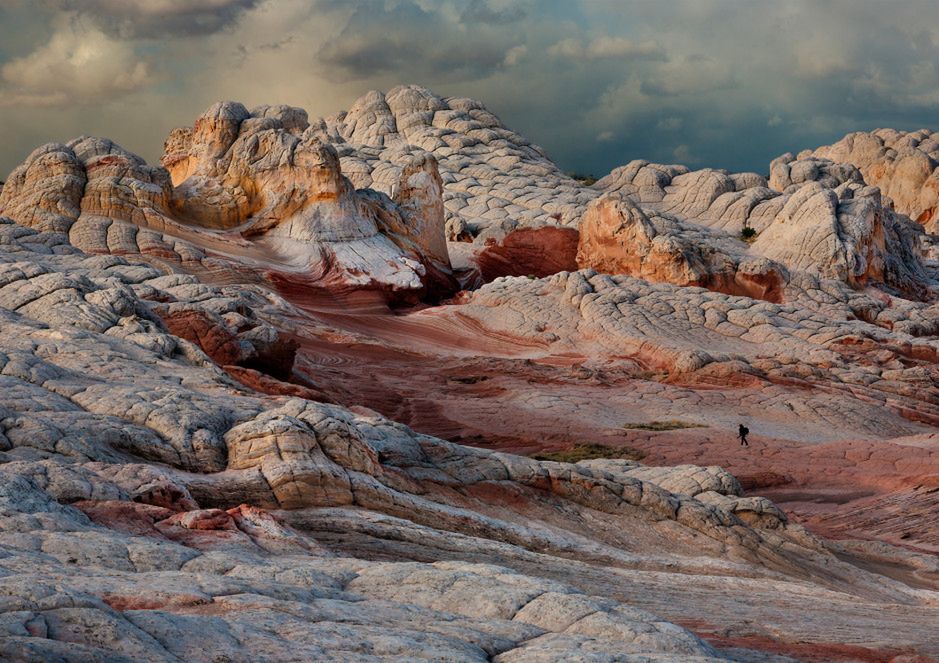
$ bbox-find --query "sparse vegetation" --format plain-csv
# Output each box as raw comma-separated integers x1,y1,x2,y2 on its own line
633,370,661,380
568,172,598,186
448,375,489,384
740,225,758,242
533,443,645,463
622,420,704,431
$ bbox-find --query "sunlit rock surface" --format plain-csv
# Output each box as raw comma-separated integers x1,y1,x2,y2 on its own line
318,86,935,301
1,86,939,660
793,128,939,232
0,106,454,300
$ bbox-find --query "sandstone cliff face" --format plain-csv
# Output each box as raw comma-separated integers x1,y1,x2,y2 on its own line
769,154,864,192
0,143,87,233
386,152,450,269
576,193,788,301
0,138,207,265
310,85,598,282
162,100,456,297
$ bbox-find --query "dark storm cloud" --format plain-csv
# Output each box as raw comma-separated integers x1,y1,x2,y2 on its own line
53,0,260,38
2,0,939,180
459,0,529,25
316,0,520,81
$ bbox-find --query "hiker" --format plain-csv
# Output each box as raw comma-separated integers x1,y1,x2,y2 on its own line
738,423,750,447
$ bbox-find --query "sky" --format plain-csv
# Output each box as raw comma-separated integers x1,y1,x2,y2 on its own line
1,0,938,180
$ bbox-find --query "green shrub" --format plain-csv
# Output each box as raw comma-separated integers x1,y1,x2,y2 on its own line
740,226,757,241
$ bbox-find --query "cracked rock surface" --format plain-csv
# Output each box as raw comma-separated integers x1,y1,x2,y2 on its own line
1,85,939,661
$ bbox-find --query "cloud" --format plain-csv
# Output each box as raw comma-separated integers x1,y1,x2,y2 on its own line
503,45,527,67
548,35,665,60
3,0,939,180
234,35,295,66
460,0,529,25
546,38,583,59
596,130,615,142
0,19,152,107
639,55,734,97
672,144,700,164
52,0,259,38
656,117,683,131
585,36,665,59
316,1,513,81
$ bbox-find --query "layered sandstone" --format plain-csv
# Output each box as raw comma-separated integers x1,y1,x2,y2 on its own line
1,85,939,661
576,193,788,301
594,161,932,299
314,86,934,301
0,106,454,300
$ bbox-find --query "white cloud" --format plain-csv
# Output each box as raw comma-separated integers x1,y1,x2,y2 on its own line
585,36,664,59
639,55,734,97
596,130,615,142
0,19,152,107
503,45,527,67
546,38,581,59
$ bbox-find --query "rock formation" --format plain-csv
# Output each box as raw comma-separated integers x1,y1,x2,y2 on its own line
576,193,788,301
0,105,455,301
594,161,932,300
308,86,934,302
1,86,939,660
790,129,939,232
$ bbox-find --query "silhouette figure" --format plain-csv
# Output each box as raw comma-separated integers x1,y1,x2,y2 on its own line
738,424,750,447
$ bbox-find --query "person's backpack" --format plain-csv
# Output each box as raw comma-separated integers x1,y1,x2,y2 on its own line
741,425,749,436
